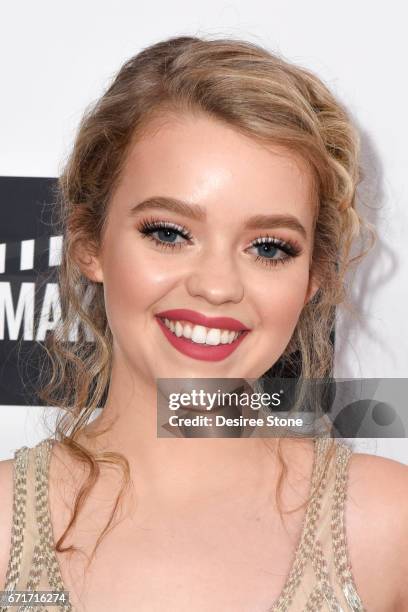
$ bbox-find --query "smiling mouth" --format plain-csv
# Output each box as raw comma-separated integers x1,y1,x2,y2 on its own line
158,317,247,346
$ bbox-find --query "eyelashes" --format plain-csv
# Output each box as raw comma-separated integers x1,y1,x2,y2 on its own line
137,217,303,268
138,218,193,245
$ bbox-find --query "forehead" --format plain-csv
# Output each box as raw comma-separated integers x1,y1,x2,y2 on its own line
114,112,316,225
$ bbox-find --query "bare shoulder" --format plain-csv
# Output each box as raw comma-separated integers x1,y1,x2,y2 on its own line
0,458,14,589
345,448,408,611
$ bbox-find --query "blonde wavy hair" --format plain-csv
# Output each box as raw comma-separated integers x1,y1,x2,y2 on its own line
37,35,375,561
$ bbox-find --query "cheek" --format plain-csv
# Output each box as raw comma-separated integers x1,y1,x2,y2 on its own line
255,265,310,334
100,240,175,332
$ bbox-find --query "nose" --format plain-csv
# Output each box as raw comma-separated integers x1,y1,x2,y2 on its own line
185,244,245,305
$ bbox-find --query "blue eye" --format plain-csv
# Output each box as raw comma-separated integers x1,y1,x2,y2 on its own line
254,242,280,258
249,236,299,267
154,228,181,244
138,219,192,250
137,218,302,268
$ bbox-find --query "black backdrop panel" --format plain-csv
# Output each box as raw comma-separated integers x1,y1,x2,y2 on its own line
0,176,315,407
0,177,58,405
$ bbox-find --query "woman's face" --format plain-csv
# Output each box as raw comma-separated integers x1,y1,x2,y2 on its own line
84,112,318,382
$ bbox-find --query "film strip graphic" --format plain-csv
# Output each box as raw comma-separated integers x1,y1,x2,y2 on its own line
0,233,97,344
0,235,63,274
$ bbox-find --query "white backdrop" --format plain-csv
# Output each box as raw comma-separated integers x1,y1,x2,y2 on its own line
0,0,407,463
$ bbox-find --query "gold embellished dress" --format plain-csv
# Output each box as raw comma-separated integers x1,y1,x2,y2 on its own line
1,437,367,611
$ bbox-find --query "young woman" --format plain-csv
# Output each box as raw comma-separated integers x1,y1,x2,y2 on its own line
0,36,407,611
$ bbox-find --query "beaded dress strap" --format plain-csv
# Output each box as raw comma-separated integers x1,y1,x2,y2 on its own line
301,441,366,612
2,447,29,596
270,436,334,611
31,440,71,611
331,443,366,611
2,441,72,612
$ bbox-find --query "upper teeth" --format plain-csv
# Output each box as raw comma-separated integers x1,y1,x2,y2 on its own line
163,318,242,345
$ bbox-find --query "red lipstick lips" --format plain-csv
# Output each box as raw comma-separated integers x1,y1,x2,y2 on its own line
155,309,251,362
155,309,250,332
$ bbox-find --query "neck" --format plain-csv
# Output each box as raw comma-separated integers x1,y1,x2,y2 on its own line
73,353,307,508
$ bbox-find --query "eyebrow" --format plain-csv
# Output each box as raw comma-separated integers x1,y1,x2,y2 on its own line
129,196,307,239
